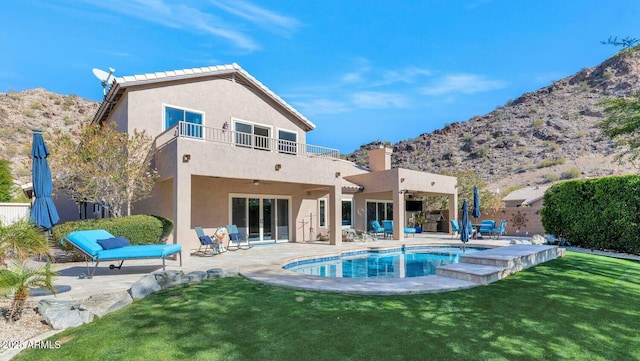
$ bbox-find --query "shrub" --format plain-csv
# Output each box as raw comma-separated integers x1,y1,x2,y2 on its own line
473,145,489,159
150,215,174,242
532,118,544,129
7,89,21,101
543,173,561,183
561,167,582,180
537,158,565,168
541,175,640,254
53,215,169,254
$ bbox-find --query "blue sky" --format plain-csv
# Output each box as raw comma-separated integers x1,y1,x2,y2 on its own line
2,1,639,153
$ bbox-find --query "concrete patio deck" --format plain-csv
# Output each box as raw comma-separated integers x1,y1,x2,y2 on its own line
32,233,564,300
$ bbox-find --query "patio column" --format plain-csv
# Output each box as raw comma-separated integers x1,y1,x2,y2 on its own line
173,162,192,263
329,183,342,246
393,189,405,240
448,193,458,235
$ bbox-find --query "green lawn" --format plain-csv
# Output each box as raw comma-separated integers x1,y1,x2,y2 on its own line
15,252,640,361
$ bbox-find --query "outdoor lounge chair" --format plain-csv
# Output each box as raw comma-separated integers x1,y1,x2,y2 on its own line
194,226,225,256
369,220,385,238
226,224,251,250
62,229,182,279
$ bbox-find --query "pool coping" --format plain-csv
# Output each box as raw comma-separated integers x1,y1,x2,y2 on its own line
241,243,562,295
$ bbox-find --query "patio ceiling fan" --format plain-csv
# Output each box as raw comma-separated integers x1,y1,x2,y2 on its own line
243,179,272,186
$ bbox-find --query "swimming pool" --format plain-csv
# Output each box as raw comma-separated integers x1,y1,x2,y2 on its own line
283,246,487,279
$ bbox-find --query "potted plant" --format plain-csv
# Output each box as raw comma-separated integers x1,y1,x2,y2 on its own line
412,211,426,233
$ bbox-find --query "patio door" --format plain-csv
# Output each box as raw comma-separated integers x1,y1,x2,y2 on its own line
231,195,290,243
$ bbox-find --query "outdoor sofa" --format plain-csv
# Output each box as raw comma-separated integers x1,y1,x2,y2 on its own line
62,229,182,279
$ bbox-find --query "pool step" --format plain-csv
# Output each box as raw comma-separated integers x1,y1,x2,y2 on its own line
436,245,565,285
436,263,508,285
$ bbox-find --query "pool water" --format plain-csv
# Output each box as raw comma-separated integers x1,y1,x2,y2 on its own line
283,246,487,279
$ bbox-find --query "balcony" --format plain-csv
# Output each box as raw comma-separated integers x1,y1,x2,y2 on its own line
155,122,340,159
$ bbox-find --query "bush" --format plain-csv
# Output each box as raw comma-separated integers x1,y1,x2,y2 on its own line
53,215,170,254
541,175,640,254
561,167,582,180
150,215,174,242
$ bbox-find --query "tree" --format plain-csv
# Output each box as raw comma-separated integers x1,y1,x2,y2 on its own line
601,36,640,49
446,170,504,213
0,220,56,322
600,94,640,168
0,160,13,202
51,122,158,217
426,170,504,214
0,219,52,267
0,260,55,321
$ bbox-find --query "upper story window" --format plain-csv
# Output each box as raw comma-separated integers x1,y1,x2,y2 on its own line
278,130,298,155
234,120,271,151
165,105,203,138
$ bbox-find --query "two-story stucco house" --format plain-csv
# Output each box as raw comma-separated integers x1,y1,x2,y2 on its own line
91,63,458,261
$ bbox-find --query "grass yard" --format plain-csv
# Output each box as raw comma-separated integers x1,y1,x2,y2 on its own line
15,251,640,361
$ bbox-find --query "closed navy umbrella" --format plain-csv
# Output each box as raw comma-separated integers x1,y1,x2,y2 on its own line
460,199,470,247
472,186,481,221
30,130,59,230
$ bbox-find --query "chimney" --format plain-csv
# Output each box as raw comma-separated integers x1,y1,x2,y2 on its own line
368,145,392,171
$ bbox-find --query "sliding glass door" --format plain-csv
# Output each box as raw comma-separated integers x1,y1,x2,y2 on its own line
231,195,290,243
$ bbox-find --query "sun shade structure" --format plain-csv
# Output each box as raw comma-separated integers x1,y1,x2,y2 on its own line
30,130,59,230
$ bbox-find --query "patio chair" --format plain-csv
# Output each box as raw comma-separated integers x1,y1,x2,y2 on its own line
369,220,385,238
450,220,460,238
226,224,252,250
491,220,507,239
194,226,224,256
450,220,474,238
478,220,496,236
382,220,394,239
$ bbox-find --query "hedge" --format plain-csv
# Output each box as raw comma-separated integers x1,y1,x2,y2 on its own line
53,215,174,253
540,175,640,254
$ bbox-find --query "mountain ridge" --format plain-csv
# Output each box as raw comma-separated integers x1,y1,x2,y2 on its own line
345,47,640,190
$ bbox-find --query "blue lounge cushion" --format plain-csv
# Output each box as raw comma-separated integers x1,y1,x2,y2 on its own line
97,237,130,250
64,230,115,256
199,235,214,245
98,244,182,260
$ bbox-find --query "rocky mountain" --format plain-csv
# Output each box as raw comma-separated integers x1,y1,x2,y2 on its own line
345,47,640,191
2,48,639,193
0,88,99,185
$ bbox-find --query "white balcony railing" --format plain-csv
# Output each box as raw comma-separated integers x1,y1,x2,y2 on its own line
157,122,340,159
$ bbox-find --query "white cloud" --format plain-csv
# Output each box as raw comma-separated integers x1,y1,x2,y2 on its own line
352,91,409,109
78,0,300,52
377,66,432,86
420,74,507,95
208,0,301,37
294,99,350,115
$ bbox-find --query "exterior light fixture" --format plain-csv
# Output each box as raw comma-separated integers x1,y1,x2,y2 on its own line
253,180,260,186
335,172,341,178
275,164,281,171
182,154,191,163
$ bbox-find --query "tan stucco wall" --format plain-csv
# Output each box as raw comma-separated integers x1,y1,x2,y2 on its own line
121,77,309,143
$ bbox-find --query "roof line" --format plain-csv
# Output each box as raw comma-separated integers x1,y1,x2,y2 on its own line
92,63,314,130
